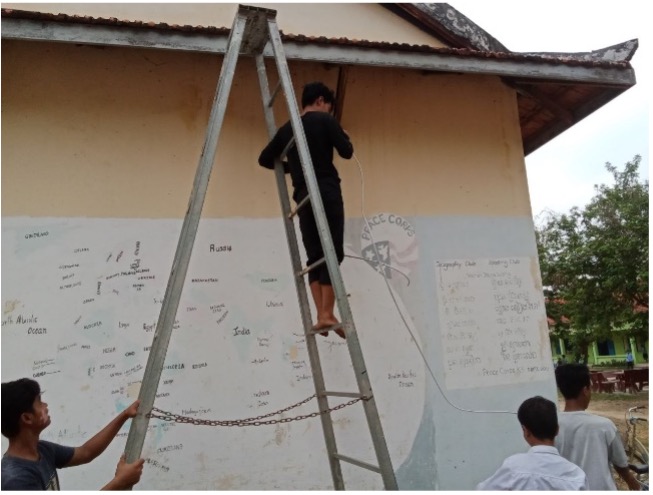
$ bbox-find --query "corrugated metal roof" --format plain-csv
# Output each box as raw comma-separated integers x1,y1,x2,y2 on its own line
0,8,633,70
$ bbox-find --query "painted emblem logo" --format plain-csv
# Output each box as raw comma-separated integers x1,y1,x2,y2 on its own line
360,213,419,283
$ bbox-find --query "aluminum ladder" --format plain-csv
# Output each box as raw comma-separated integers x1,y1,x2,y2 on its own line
124,4,397,490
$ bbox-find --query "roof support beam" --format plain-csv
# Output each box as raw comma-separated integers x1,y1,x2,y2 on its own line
507,82,575,125
334,66,350,124
1,17,636,87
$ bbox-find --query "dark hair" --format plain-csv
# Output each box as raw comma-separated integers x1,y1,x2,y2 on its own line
2,378,41,438
301,82,335,108
555,363,590,399
517,396,558,441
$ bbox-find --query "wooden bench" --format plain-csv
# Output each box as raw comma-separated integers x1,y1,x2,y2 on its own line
590,372,617,393
621,369,649,393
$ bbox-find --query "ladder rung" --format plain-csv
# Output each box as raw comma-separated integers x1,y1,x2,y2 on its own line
288,195,311,218
332,453,381,474
298,257,325,277
280,137,296,159
321,391,363,399
266,81,282,108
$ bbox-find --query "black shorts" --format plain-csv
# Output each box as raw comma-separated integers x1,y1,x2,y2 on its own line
298,196,344,285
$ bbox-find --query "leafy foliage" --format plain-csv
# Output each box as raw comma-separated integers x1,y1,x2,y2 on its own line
536,156,649,361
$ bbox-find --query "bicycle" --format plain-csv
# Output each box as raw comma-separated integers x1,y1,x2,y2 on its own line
624,405,649,490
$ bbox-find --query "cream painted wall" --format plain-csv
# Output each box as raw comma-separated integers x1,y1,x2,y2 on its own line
1,40,532,219
339,69,532,218
1,3,446,48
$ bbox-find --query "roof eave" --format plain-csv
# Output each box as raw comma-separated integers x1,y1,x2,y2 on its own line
1,16,635,87
1,12,637,157
520,39,639,64
522,86,633,155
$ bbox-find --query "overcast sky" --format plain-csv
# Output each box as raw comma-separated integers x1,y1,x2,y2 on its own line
450,1,649,221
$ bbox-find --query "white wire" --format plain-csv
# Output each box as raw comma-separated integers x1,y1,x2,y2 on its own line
350,153,515,415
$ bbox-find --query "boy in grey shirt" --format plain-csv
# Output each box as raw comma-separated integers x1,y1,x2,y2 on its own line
554,364,640,490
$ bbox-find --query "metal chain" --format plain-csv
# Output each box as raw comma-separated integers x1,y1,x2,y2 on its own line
157,393,318,425
146,394,370,427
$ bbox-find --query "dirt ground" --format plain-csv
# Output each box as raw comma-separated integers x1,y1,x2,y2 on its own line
558,390,649,490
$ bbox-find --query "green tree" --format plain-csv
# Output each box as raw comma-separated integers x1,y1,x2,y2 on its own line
536,155,649,362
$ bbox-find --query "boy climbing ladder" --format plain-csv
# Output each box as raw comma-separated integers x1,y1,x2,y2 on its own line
258,81,353,339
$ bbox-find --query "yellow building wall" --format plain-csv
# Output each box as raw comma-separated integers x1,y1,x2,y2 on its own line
1,40,531,220
0,3,446,48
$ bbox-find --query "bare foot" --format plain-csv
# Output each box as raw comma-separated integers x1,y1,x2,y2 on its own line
311,323,329,337
314,318,346,339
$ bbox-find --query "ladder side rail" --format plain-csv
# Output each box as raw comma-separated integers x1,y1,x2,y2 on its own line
123,12,249,465
266,19,399,490
254,53,345,490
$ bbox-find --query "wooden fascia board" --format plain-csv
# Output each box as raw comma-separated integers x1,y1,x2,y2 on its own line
1,17,636,87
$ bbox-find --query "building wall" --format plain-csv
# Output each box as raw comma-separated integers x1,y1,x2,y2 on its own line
1,33,553,491
551,334,648,366
2,40,530,219
591,335,648,365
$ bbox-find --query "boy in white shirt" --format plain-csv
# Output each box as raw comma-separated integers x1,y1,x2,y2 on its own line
477,396,588,490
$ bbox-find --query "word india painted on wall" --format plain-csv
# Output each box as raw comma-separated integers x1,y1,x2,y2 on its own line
434,257,551,390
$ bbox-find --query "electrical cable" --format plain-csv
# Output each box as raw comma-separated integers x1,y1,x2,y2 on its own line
348,153,515,415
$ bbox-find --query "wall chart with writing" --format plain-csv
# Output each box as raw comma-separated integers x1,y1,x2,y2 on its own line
434,257,551,390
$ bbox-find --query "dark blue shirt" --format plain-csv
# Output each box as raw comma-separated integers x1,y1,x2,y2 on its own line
2,441,74,490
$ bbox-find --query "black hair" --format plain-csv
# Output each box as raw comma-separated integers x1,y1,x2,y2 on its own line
555,363,591,399
517,396,558,441
301,82,335,108
1,378,41,438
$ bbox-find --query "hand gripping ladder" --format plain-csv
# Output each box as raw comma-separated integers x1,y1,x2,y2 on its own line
124,5,397,490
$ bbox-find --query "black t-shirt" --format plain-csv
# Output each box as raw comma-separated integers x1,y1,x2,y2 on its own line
258,111,353,202
1,441,75,490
